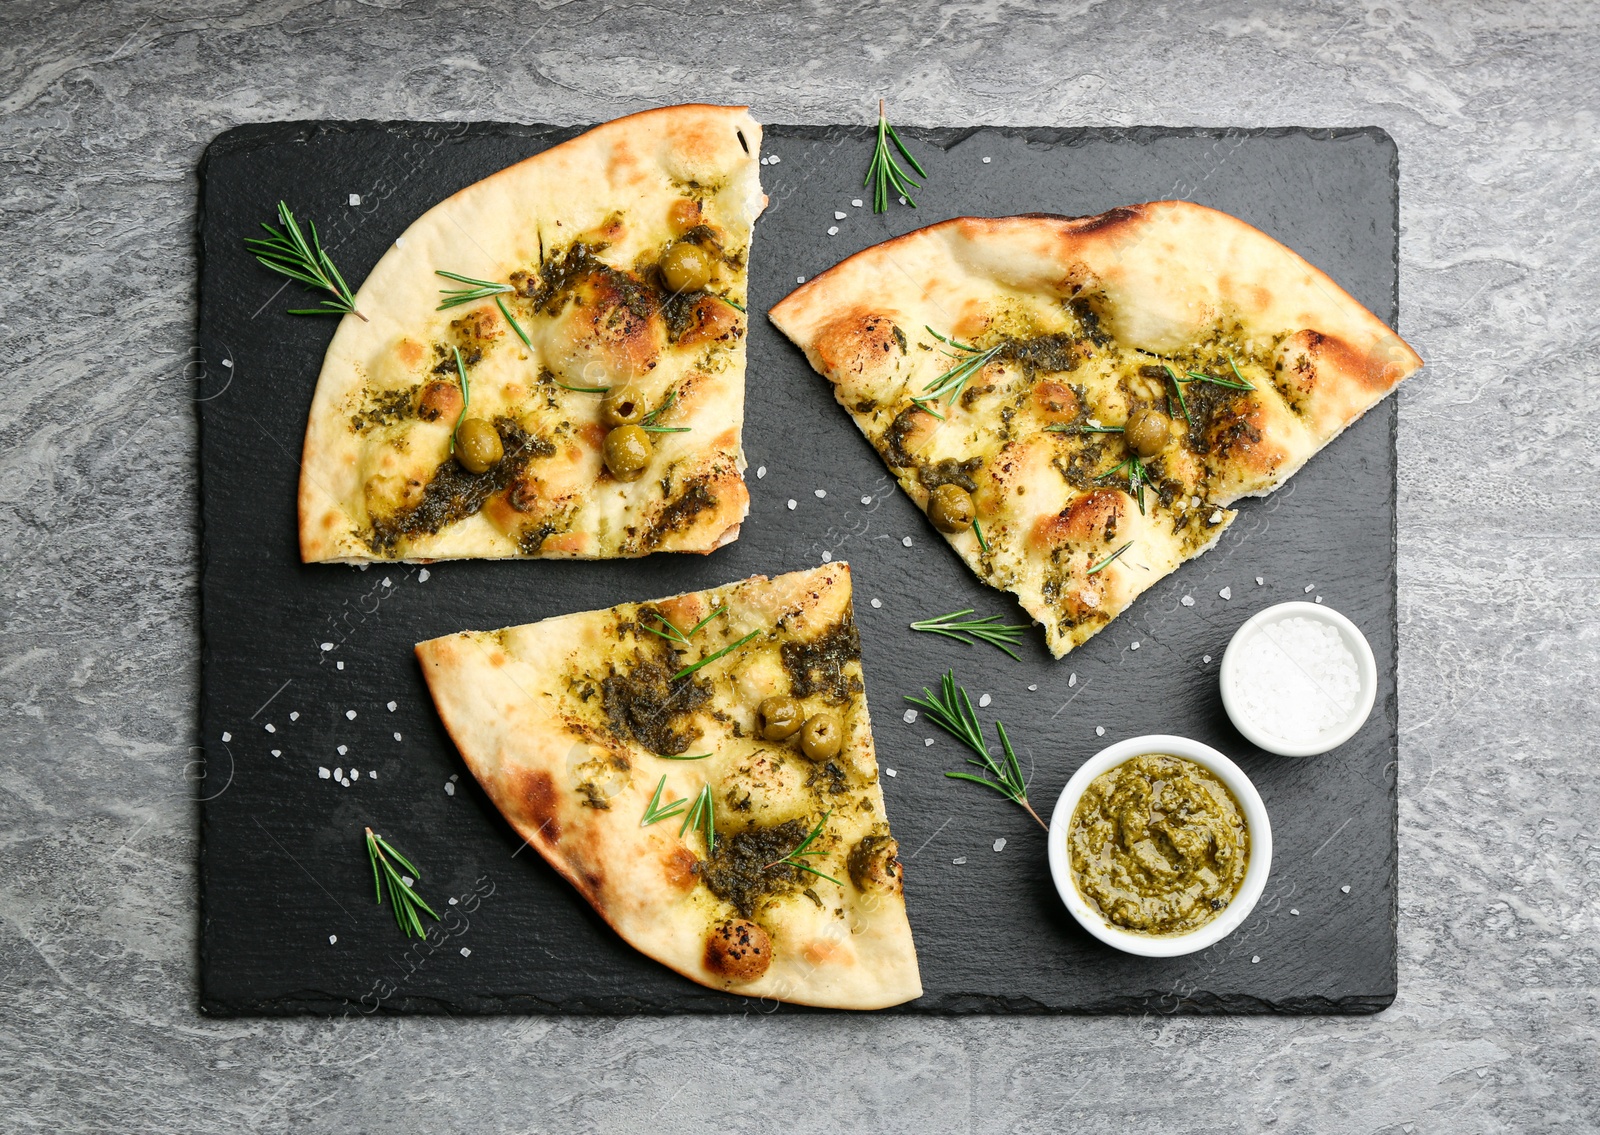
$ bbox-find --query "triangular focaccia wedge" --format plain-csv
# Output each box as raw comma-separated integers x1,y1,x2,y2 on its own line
415,564,922,1009
300,105,766,563
769,203,1423,657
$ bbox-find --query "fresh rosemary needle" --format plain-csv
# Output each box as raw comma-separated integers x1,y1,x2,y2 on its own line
449,347,470,456
764,810,843,885
640,775,690,827
906,671,1046,830
864,99,928,213
972,518,990,554
679,784,716,856
246,201,366,320
640,389,691,434
913,327,1004,417
1096,454,1152,515
1088,541,1133,574
908,608,1027,661
364,827,441,938
435,270,532,348
672,630,761,681
641,604,726,648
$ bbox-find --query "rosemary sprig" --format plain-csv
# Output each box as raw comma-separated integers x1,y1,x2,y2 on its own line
764,810,843,885
246,201,366,320
434,270,532,350
641,389,691,434
719,295,746,313
1088,541,1133,574
912,327,1004,416
864,99,928,213
449,347,470,455
679,784,716,856
551,377,610,394
972,518,989,553
1161,363,1193,425
364,827,441,938
640,775,690,827
672,630,761,681
908,608,1027,661
906,672,1045,830
1184,364,1255,391
641,604,726,648
1097,454,1152,515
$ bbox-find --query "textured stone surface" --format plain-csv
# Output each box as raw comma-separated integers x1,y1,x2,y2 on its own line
1,1,1596,1130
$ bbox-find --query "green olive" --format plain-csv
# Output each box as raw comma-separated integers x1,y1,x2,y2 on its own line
757,695,805,741
660,241,713,293
927,483,975,534
600,387,647,428
799,713,843,762
602,424,653,481
1124,407,1172,459
454,418,503,473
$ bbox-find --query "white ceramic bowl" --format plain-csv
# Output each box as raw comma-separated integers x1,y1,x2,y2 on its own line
1219,601,1378,757
1047,734,1273,958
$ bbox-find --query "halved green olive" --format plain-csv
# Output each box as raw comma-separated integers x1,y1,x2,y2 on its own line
454,418,503,473
799,713,842,762
602,424,653,481
660,241,713,293
927,483,975,534
601,387,646,428
1124,407,1172,459
757,695,805,741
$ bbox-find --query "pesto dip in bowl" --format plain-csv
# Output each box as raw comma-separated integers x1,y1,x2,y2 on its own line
1047,735,1273,958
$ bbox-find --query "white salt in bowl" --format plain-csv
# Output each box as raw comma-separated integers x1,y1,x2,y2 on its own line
1219,601,1378,757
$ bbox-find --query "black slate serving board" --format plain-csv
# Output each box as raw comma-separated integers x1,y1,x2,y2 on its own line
197,120,1402,1015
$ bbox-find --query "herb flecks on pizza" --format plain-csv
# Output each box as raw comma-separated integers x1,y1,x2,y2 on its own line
414,564,922,1010
769,202,1423,657
299,105,766,563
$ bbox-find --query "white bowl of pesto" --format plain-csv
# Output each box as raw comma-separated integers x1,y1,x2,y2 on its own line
1047,734,1272,958
1219,601,1378,757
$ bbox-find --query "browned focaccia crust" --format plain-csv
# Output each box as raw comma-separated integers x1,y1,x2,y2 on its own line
299,105,766,563
768,202,1423,657
414,564,922,1010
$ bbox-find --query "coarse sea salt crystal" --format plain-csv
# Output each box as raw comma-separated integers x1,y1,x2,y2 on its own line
852,198,863,207
1095,726,1105,736
982,156,992,164
1304,584,1315,593
861,495,872,504
1219,587,1231,600
870,598,882,609
393,732,402,741
1233,616,1360,743
346,710,357,720
337,744,348,755
1256,576,1265,586
952,856,967,865
329,934,338,944
885,768,897,777
756,466,767,479
318,767,330,779
1130,641,1140,650
923,738,934,747
387,701,397,712
1028,684,1037,691
902,536,913,547
271,749,281,757
1181,595,1195,607
265,723,276,733
418,568,430,582
821,551,832,563
290,711,300,721
445,782,456,796
1068,673,1077,687
834,210,847,220
978,693,992,707
460,947,472,958
221,731,232,742
993,837,1007,852
827,225,839,236
903,709,918,724
787,499,797,510
814,489,826,498
336,661,344,670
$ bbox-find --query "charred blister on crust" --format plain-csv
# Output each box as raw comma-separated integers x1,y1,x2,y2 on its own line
704,918,772,982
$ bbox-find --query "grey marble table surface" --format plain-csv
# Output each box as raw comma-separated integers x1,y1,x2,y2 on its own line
2,2,1595,1131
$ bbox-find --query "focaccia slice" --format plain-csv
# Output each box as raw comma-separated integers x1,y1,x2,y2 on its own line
415,564,921,1010
300,104,765,563
769,202,1423,657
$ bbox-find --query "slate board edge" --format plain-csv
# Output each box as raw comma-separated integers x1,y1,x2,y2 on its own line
194,120,1403,1018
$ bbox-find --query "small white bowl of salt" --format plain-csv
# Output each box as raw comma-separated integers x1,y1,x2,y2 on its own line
1219,601,1377,757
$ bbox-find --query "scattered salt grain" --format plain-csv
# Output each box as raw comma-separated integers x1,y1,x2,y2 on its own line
460,947,472,957
265,723,276,733
993,838,1007,853
336,661,344,670
401,875,413,887
827,226,839,236
346,710,357,720
952,857,967,865
221,359,232,369
450,774,458,782
369,771,377,779
1256,576,1265,586
1316,596,1323,604
329,934,338,944
221,731,232,742
1341,885,1351,894
445,781,456,796
1232,615,1361,742
333,767,343,779
1203,654,1212,663
348,193,361,206
318,767,330,779
387,701,396,712
870,598,882,609
1181,595,1195,607
393,732,402,741
394,235,404,247
1290,908,1300,916
796,276,805,284
814,489,826,498
885,768,897,777
340,777,350,787
1304,584,1315,593
1028,684,1038,691
902,536,913,547
449,897,458,906
924,738,934,747
978,693,992,708
821,551,832,563
852,198,863,207
381,577,392,588
1130,641,1141,651
756,466,767,479
271,749,281,757
982,156,992,164
320,643,332,652
350,769,360,780
834,210,847,220
861,495,872,504
290,711,300,721
903,709,918,724
1068,673,1077,688
1219,587,1231,600
769,155,780,164
418,569,430,582
898,195,907,205
1209,510,1223,524
787,499,797,510
337,744,348,755
1251,955,1260,964
1095,726,1105,737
